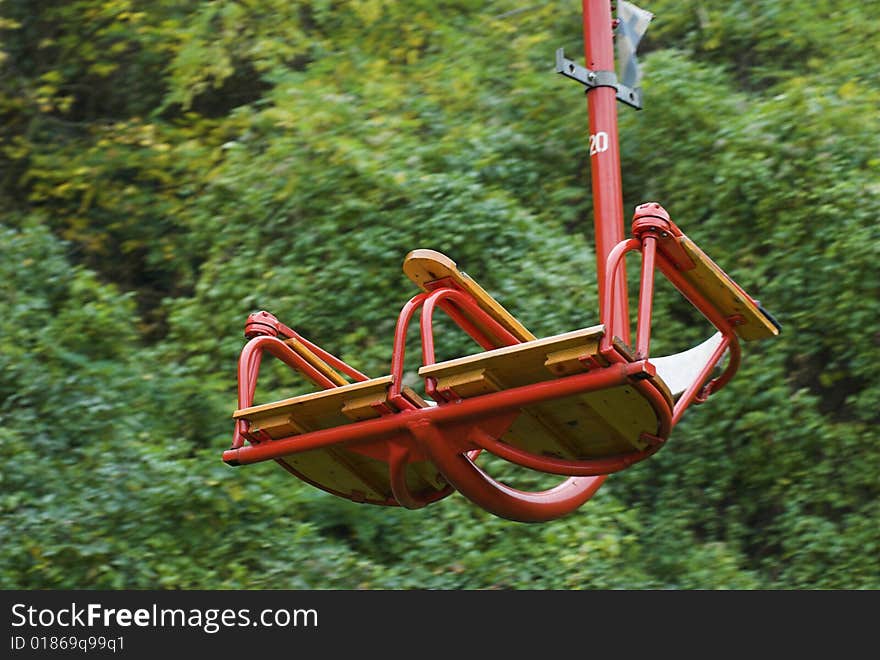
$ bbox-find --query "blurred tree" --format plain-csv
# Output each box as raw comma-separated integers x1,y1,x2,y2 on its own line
0,0,876,588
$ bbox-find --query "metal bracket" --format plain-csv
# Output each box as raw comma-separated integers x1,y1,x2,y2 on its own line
555,48,643,110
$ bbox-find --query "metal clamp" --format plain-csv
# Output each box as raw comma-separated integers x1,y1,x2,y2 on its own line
555,48,643,110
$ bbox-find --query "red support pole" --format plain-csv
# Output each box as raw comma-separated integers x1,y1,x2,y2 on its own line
582,0,630,344
635,234,657,358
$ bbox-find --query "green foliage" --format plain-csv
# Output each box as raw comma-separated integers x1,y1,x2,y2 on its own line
1,0,877,589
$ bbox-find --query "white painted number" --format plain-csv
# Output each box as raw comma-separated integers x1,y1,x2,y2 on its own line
589,131,609,156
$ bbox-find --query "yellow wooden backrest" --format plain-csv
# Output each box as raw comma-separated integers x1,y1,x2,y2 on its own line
403,249,536,343
678,237,779,341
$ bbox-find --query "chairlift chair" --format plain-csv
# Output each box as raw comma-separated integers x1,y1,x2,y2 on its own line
222,1,779,522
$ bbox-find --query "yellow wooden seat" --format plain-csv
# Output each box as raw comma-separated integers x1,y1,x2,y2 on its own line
233,376,446,504
419,326,673,460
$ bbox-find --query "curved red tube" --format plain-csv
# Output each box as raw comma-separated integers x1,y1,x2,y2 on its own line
386,443,454,510
466,427,664,476
600,238,641,353
419,287,522,401
389,292,430,404
419,287,520,366
408,419,605,523
231,335,338,449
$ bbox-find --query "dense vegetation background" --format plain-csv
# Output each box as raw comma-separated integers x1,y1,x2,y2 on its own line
1,0,877,589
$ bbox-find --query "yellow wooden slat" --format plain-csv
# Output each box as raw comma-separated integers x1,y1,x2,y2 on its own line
419,326,605,381
282,337,349,387
282,449,391,501
678,237,779,341
402,249,536,343
233,376,394,422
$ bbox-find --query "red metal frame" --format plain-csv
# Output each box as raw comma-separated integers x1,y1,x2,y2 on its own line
227,285,677,521
226,196,747,521
222,3,772,522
